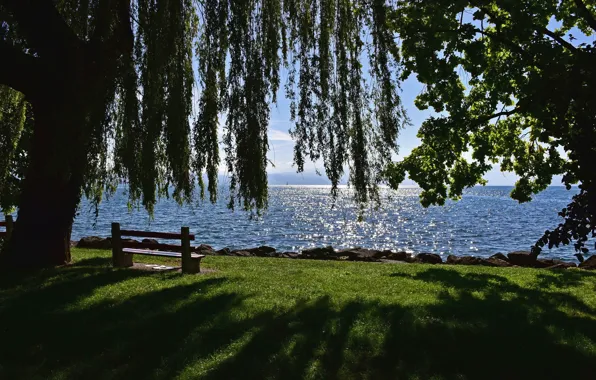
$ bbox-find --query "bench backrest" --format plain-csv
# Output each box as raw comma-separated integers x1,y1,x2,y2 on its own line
119,229,195,241
112,223,195,249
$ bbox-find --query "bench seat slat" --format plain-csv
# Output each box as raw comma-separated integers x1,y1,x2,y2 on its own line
0,221,6,227
123,241,186,252
122,248,205,259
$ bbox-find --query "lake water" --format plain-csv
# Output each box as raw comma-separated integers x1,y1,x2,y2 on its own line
73,186,582,261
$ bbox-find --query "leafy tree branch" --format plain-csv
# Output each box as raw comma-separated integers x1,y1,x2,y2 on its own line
573,0,596,32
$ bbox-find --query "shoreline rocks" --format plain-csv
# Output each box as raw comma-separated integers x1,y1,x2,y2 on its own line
302,246,336,260
77,236,113,249
579,256,596,270
416,253,442,264
73,236,587,270
507,251,538,267
490,253,508,262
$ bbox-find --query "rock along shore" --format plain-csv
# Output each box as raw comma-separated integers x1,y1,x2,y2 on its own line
75,236,596,270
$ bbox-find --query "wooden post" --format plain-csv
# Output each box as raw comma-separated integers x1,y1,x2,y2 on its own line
5,215,13,240
112,222,131,267
111,222,121,267
181,226,191,273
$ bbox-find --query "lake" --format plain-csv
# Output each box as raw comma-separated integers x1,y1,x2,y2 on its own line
72,185,582,261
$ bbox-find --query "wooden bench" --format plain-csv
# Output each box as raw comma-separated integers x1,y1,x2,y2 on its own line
111,223,205,274
0,215,14,240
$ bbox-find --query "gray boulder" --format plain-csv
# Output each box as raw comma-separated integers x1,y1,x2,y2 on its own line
535,259,575,269
195,244,215,253
490,253,509,262
279,252,299,259
77,236,111,249
579,255,596,270
245,246,277,257
446,255,484,266
231,250,253,257
301,246,335,259
336,248,385,262
484,257,512,267
507,251,538,267
216,248,231,255
230,246,276,257
121,238,139,245
416,253,443,264
445,255,510,267
385,251,411,261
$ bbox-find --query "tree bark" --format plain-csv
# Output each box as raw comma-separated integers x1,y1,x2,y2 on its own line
0,0,130,270
1,83,88,269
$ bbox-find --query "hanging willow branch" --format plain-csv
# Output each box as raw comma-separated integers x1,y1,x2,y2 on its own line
1,0,408,215
0,85,28,213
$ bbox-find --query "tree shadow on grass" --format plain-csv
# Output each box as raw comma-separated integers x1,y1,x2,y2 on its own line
0,266,237,379
377,268,596,379
534,268,596,289
201,269,596,380
1,265,596,379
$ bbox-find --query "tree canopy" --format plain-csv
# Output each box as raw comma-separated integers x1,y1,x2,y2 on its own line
384,0,596,254
1,0,407,213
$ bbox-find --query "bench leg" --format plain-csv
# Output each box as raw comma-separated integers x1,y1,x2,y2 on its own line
114,253,133,268
111,222,132,268
183,257,201,274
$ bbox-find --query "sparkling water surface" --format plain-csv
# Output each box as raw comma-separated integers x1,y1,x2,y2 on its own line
73,186,580,261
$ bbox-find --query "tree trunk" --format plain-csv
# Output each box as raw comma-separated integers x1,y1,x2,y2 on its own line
4,200,75,269
1,88,87,270
0,1,124,270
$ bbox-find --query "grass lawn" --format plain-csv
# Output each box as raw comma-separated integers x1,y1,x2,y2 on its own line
1,249,596,379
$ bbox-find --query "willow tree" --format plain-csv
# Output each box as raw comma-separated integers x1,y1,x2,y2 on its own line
0,0,406,268
0,86,30,216
384,0,596,255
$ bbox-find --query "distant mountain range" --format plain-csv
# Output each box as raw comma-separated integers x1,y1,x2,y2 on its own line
267,172,342,185
266,172,418,186
117,172,418,187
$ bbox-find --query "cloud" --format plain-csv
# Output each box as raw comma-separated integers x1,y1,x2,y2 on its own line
268,129,294,141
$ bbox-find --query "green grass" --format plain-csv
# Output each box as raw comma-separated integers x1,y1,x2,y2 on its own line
1,249,596,380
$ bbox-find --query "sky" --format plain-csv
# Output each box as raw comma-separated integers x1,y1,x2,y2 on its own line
220,16,596,187
262,73,524,186
267,19,596,186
